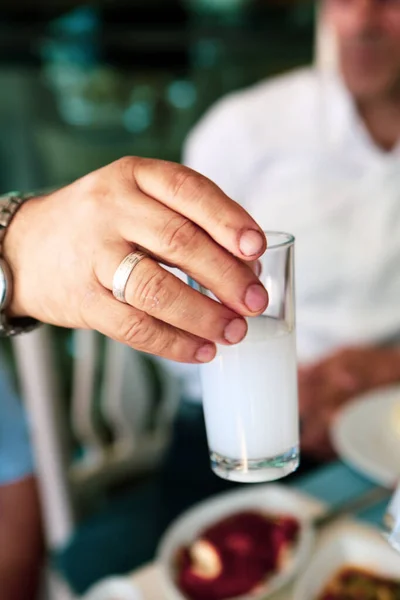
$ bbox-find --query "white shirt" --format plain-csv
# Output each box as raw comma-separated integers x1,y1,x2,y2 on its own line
167,67,400,401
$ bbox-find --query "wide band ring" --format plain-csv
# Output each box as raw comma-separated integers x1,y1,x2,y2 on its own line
112,251,147,303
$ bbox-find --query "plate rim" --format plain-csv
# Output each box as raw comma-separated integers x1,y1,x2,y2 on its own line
156,483,321,600
331,383,400,488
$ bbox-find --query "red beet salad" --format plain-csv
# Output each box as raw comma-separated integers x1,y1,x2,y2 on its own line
175,510,300,600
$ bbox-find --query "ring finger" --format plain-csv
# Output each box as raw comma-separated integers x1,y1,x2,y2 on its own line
96,245,249,346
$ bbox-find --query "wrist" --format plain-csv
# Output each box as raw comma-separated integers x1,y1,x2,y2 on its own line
2,198,38,317
0,192,43,334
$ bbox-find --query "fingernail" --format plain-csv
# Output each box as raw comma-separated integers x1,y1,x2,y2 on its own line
195,343,216,363
239,230,265,257
245,284,268,313
224,318,247,344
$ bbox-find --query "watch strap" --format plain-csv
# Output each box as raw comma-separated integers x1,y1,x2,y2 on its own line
0,313,40,337
0,191,34,247
0,191,40,337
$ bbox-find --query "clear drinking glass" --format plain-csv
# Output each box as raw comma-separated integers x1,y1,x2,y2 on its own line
192,231,299,483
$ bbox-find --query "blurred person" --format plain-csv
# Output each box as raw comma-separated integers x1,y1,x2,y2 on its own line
176,0,400,460
0,359,43,600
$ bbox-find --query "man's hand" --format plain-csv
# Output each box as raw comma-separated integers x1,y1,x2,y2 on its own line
299,346,400,460
3,157,268,362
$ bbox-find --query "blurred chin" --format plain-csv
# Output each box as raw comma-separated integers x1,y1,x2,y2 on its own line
340,63,396,102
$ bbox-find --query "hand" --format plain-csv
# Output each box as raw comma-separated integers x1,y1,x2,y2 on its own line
299,346,400,460
3,157,268,363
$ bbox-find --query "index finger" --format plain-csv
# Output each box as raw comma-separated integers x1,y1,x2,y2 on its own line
129,158,267,260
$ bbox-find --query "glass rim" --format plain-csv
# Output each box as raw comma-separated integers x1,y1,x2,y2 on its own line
263,230,295,251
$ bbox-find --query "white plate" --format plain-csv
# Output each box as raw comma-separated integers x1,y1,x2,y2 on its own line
331,384,400,487
83,577,142,600
157,484,321,600
293,520,400,600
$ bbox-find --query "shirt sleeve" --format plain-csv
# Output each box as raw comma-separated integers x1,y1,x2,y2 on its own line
0,362,34,484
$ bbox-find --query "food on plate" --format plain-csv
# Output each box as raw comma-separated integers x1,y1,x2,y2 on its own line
317,566,400,599
175,510,300,600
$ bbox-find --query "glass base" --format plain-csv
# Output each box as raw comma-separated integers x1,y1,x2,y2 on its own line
210,446,299,483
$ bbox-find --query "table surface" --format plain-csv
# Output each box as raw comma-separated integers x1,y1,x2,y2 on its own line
130,461,390,599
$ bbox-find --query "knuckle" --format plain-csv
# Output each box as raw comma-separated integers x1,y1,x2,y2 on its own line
118,311,177,358
116,155,136,173
169,167,210,204
118,312,154,348
161,216,201,254
217,255,241,283
129,267,172,308
78,155,140,207
77,169,114,218
78,156,141,220
78,171,105,205
153,330,175,358
161,328,189,361
114,156,138,185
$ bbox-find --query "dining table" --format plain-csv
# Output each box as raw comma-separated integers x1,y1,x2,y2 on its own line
128,460,390,599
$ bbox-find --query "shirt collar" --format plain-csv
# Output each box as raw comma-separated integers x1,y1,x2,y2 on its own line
319,67,400,161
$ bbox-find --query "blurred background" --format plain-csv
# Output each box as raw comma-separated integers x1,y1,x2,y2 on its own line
4,2,400,600
0,0,314,191
0,2,316,599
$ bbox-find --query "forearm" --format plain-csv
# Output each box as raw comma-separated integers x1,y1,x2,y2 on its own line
0,477,44,600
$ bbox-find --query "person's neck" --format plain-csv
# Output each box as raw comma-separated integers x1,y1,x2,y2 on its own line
357,93,400,152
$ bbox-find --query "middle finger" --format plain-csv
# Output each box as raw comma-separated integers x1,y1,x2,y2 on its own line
118,191,268,316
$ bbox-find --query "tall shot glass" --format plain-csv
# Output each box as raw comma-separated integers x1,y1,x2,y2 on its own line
194,231,299,483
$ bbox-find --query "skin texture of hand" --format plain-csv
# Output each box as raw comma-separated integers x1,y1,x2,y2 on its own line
2,157,269,363
299,346,400,461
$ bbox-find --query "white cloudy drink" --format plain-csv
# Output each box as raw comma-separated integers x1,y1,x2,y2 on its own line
201,317,299,482
196,231,299,483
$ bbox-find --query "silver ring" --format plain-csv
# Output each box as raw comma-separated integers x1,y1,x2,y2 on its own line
112,251,147,303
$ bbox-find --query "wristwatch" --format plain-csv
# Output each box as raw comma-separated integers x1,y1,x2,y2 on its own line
0,192,40,336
